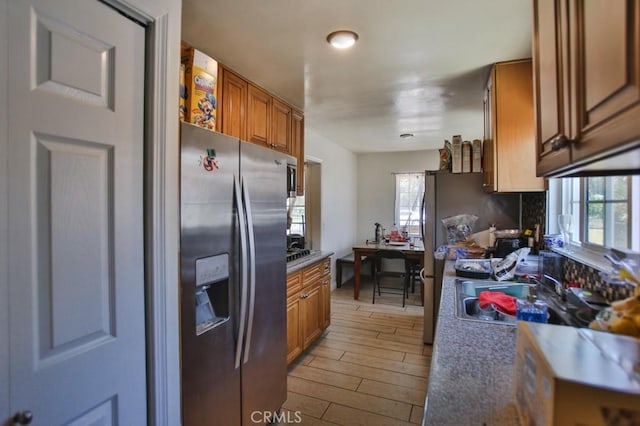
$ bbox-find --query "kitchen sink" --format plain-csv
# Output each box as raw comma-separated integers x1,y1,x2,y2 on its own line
458,279,533,298
454,278,572,326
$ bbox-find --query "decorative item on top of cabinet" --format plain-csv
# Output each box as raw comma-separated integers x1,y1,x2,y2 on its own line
533,0,640,177
483,60,546,192
291,108,305,195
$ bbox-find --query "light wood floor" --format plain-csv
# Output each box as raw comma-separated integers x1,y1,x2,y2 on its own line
283,276,432,425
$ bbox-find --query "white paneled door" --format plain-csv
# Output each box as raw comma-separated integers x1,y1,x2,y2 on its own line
8,0,146,424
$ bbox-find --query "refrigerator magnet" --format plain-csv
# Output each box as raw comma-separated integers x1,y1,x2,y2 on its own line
201,148,219,172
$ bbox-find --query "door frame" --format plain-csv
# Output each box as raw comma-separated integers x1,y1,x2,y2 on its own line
0,0,182,424
1,0,10,422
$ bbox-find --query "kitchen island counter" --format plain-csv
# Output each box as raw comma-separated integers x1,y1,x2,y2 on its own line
423,262,520,425
286,251,334,274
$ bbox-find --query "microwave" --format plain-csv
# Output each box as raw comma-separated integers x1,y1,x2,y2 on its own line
287,163,296,198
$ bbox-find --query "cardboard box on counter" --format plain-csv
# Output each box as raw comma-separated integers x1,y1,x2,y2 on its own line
514,322,640,426
181,44,218,131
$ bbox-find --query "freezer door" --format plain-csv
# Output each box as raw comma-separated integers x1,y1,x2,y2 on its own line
239,141,289,424
422,173,436,343
179,123,241,426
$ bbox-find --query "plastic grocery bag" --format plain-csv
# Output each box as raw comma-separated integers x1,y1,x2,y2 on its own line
492,248,531,281
441,214,479,244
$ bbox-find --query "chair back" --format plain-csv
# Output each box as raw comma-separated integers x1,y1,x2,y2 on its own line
373,249,408,306
374,249,406,273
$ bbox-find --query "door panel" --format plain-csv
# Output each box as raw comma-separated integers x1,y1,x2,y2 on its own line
36,135,114,358
271,97,291,153
221,68,248,140
247,84,271,146
533,0,571,175
301,284,322,348
572,0,640,161
8,1,146,424
179,123,241,426
286,298,302,364
239,141,287,425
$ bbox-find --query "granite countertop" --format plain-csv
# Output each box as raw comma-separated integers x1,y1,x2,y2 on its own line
423,262,521,426
286,251,334,274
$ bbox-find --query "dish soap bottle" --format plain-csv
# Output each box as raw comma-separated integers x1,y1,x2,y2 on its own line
516,288,548,323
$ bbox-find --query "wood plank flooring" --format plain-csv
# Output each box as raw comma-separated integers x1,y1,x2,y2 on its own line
283,277,432,425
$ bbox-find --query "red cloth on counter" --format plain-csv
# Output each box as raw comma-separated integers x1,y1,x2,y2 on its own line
478,291,517,316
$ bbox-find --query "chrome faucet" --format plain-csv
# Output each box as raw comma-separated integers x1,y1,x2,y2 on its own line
542,274,565,296
538,274,569,311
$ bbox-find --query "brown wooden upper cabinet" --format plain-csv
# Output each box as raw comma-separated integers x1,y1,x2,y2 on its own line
271,97,292,153
483,60,546,192
533,0,640,176
218,64,305,193
247,83,272,147
220,67,247,140
291,108,304,195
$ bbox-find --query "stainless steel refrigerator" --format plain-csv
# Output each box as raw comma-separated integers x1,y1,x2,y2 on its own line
421,172,520,343
180,122,289,425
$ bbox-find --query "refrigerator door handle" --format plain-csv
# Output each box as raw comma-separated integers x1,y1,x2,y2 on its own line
242,178,256,364
234,175,249,370
420,191,425,242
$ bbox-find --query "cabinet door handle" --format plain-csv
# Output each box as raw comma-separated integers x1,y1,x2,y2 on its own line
551,135,573,151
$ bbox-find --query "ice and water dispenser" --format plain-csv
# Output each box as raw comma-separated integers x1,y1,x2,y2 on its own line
194,253,230,335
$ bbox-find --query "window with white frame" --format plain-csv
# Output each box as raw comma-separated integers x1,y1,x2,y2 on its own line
551,175,639,252
394,172,425,236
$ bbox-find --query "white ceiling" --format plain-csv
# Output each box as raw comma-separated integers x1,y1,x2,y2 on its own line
181,0,533,153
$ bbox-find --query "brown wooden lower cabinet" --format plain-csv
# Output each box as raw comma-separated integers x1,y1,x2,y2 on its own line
300,282,322,349
286,296,302,364
321,275,330,329
286,257,331,364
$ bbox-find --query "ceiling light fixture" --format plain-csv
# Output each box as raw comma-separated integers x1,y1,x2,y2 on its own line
326,30,359,49
400,133,414,139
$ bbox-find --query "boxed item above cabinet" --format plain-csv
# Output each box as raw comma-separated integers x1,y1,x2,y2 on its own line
472,139,482,172
179,63,187,122
462,141,471,173
181,45,219,131
451,136,462,173
514,321,640,426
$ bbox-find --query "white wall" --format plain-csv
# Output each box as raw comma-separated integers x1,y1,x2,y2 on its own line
357,150,440,242
305,128,358,288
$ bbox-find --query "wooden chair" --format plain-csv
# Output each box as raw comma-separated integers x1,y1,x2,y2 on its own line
373,250,408,307
405,258,424,306
336,253,374,288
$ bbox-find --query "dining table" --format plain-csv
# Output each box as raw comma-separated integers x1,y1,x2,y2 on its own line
351,241,425,300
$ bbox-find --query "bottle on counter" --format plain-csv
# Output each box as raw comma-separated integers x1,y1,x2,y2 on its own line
389,223,399,241
516,288,548,323
488,224,496,247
